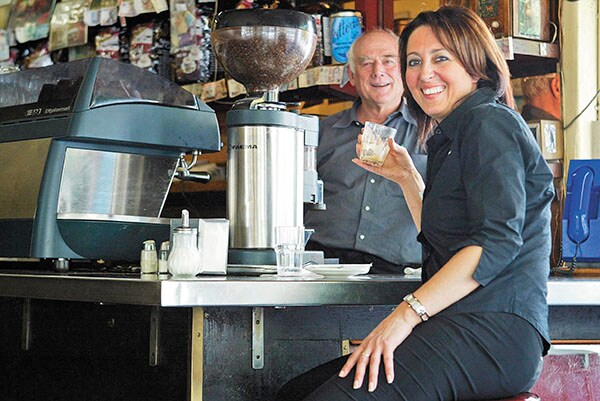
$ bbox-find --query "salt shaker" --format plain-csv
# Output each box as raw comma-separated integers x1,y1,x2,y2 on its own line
168,210,202,278
140,239,158,274
158,241,170,275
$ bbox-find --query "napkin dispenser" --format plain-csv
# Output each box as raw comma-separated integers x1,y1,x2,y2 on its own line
170,217,229,275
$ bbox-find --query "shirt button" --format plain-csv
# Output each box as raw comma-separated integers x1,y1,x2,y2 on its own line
370,178,375,184
359,234,365,240
365,206,370,211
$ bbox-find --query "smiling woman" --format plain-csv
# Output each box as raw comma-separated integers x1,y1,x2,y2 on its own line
276,6,554,401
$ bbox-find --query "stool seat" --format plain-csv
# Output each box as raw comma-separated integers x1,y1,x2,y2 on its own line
487,392,541,401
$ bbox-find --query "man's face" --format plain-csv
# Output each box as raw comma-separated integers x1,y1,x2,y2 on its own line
348,31,403,108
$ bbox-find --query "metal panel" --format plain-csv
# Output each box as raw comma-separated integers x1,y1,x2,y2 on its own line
58,148,177,218
227,125,304,249
0,138,51,219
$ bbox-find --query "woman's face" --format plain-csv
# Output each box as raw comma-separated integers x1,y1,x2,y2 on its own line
405,26,478,122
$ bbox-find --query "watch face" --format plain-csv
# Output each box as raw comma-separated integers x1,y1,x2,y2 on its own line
404,294,429,320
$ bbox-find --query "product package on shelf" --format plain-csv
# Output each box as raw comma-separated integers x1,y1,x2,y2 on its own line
295,1,343,66
330,10,362,64
0,0,11,62
0,30,8,61
0,0,12,29
84,0,118,27
48,0,89,51
8,0,56,43
95,26,119,59
119,0,167,19
19,41,53,68
307,14,323,67
170,0,215,85
297,64,344,88
67,43,95,60
129,20,171,79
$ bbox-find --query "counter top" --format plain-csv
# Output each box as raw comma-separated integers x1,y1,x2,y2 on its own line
0,271,599,307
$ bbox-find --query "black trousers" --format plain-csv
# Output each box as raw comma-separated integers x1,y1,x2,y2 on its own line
275,312,543,401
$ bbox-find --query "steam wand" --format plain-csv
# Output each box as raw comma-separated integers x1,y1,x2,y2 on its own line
176,151,211,184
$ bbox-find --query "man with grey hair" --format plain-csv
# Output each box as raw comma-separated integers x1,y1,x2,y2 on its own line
521,73,561,121
304,29,426,273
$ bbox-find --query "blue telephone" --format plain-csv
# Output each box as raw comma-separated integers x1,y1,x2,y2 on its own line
562,160,600,262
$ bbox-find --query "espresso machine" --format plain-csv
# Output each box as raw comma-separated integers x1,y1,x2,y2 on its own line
0,57,221,270
212,9,325,265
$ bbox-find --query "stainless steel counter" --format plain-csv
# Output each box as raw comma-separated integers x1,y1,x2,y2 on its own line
1,271,599,401
0,271,598,307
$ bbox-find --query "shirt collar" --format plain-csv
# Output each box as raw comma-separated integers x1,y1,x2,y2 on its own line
333,98,416,128
436,87,498,141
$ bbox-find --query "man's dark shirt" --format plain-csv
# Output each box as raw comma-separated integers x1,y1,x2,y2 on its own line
521,103,557,121
419,88,555,351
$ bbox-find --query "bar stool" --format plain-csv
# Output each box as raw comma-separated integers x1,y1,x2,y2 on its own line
484,392,541,401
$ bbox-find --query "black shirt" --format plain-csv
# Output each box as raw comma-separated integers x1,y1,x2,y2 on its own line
419,88,555,350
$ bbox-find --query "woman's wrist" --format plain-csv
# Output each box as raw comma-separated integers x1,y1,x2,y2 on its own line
403,293,430,322
397,167,424,192
396,299,423,328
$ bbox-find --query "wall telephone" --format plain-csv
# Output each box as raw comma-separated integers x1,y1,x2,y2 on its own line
562,160,600,263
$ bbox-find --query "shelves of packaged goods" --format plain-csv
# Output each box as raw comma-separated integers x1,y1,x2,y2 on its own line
182,64,350,104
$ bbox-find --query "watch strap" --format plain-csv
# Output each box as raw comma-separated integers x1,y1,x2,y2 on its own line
403,293,430,321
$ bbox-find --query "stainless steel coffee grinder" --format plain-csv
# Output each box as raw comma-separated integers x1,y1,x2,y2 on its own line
212,8,325,265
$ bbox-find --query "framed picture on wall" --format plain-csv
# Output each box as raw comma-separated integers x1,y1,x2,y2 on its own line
513,0,550,40
472,0,550,41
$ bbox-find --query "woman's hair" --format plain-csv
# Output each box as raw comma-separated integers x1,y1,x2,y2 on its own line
399,6,515,143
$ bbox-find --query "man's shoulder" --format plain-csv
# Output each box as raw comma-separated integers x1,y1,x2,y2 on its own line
321,107,355,129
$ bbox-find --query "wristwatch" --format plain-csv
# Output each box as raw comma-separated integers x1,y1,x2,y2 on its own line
403,293,430,322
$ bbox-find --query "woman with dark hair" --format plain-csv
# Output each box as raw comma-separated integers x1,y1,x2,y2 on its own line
276,6,554,401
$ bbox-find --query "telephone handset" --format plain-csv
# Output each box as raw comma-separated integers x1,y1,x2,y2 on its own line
567,166,594,244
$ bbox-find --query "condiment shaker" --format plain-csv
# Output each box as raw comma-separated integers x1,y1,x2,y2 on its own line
168,209,202,278
158,241,170,274
140,239,158,274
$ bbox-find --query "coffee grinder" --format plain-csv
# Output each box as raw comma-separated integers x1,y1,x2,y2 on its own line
212,8,326,265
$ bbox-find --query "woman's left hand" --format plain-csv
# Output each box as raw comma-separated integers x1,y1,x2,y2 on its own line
338,306,419,392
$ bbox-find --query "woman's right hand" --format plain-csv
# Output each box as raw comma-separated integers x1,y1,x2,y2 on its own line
354,136,419,186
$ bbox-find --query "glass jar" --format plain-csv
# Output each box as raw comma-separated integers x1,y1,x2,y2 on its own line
168,210,202,278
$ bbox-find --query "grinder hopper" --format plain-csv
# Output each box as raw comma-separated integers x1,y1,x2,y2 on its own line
212,8,317,101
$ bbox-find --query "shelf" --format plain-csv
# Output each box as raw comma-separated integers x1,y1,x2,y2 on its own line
196,149,226,165
496,37,559,60
182,65,347,104
170,180,226,193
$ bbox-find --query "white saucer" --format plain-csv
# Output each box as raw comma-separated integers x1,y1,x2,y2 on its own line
305,263,371,277
259,269,323,280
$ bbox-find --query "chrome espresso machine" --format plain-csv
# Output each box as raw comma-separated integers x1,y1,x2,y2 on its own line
212,9,326,265
0,58,221,270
